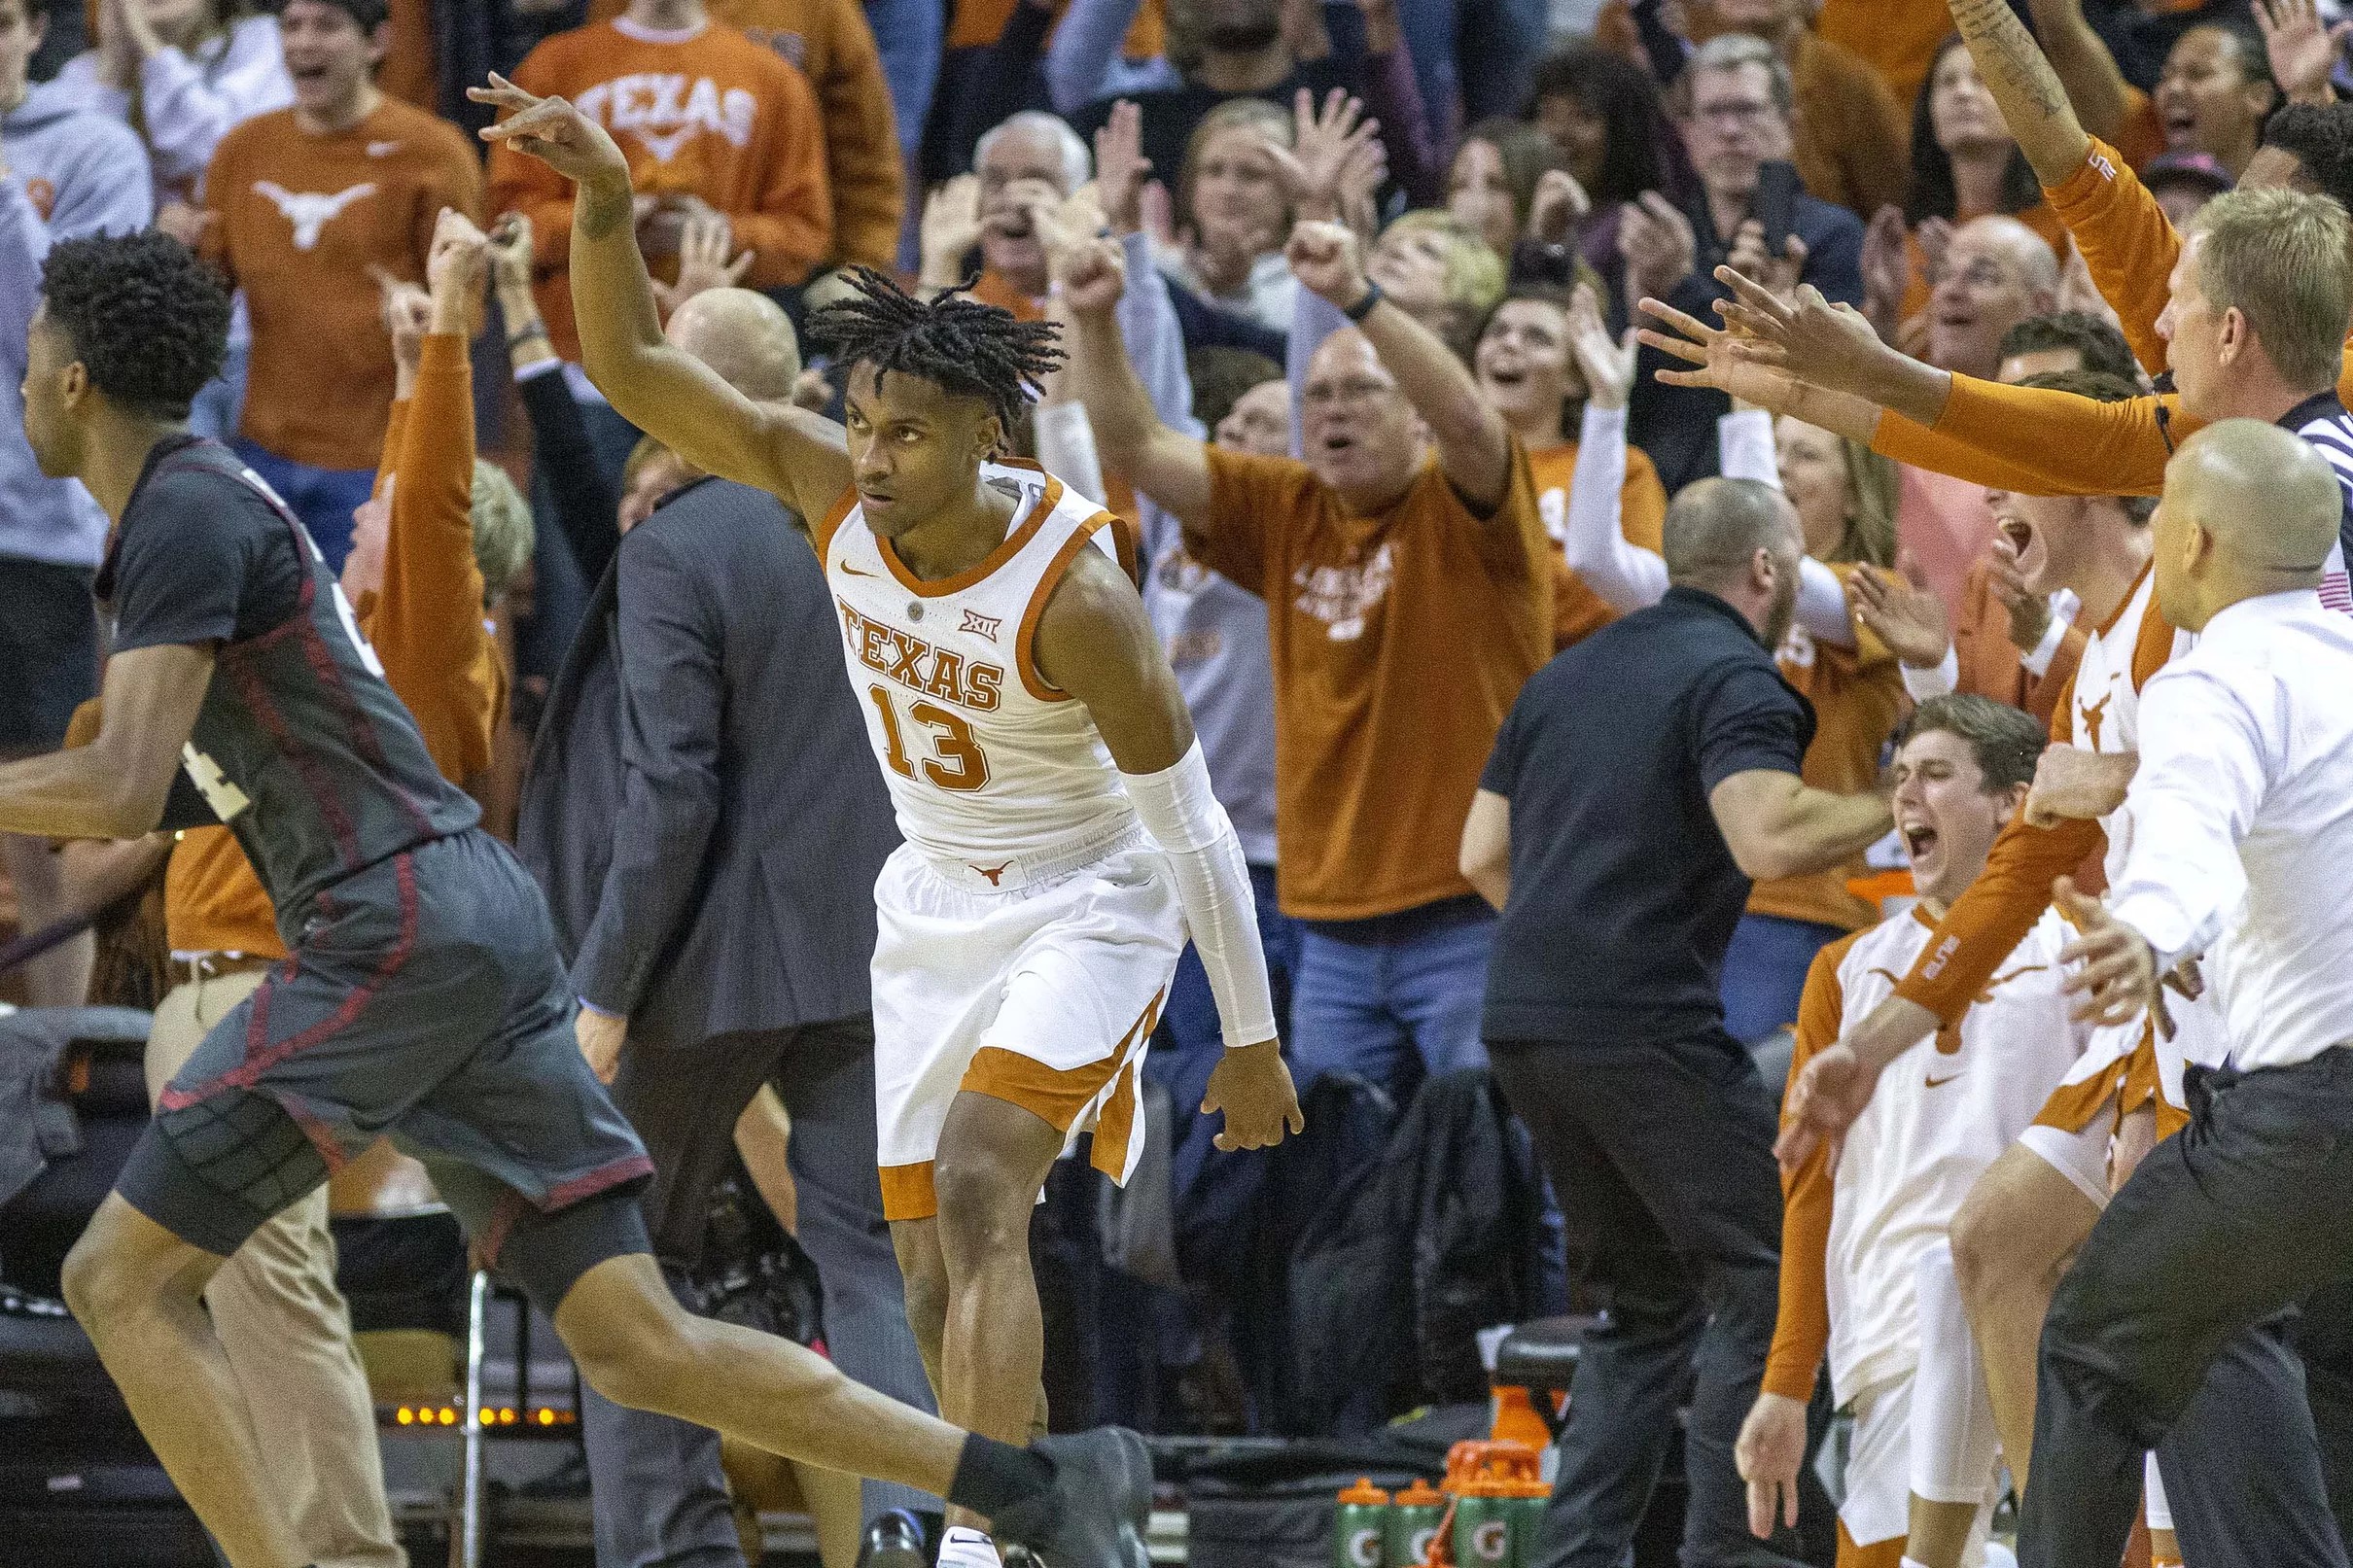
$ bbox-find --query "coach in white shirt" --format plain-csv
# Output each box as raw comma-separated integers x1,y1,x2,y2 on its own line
2018,419,2353,1568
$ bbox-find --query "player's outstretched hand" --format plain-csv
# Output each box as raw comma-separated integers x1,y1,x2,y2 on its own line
1736,1391,1808,1540
2056,876,2161,1029
1774,1039,1877,1171
472,74,630,192
1203,1038,1306,1152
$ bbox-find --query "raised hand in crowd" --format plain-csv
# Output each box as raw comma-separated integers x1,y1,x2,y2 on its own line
1528,167,1592,248
1285,218,1371,308
1616,192,1696,319
2256,0,2349,107
1335,133,1389,248
156,199,213,252
488,211,559,375
651,214,755,316
425,206,490,334
369,265,433,401
1092,99,1152,238
1725,218,1808,305
1265,87,1382,226
1983,531,2055,652
1859,204,1910,344
1848,554,1952,672
1565,281,1636,410
917,172,986,291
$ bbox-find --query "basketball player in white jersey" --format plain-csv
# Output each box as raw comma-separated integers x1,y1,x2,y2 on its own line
477,77,1304,1568
1738,695,2137,1568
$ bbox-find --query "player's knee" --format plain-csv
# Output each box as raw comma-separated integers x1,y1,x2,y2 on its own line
572,1310,697,1413
1949,1184,2016,1307
60,1218,174,1331
931,1155,1037,1265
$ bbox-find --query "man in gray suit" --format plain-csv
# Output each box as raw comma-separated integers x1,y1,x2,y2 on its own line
518,288,935,1568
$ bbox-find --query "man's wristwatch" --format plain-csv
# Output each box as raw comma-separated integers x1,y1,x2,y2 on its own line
1342,282,1385,323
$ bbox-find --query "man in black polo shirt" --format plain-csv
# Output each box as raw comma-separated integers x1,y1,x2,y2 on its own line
1460,476,1892,1568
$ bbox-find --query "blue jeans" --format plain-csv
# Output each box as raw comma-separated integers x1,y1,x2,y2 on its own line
189,332,250,444
1288,895,1495,1104
865,0,945,158
1718,912,1846,1046
229,439,374,575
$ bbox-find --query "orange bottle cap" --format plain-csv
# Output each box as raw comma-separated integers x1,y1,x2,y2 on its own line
1337,1478,1391,1505
1394,1479,1445,1506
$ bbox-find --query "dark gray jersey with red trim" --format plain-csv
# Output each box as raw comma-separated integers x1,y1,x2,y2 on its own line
98,436,478,941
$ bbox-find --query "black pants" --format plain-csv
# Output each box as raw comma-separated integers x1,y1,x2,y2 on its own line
1491,1034,1808,1568
2020,1052,2353,1568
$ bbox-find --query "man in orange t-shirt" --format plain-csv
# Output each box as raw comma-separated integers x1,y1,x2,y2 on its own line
201,0,481,571
1067,215,1550,1099
585,0,903,266
488,0,831,368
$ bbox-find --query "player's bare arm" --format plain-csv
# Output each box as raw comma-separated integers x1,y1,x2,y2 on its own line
471,76,852,525
0,645,215,841
1965,0,2102,183
1708,769,1894,885
1287,219,1514,511
1057,237,1216,537
1035,546,1305,1153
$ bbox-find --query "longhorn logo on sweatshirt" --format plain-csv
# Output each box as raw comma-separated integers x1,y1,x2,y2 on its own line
253,181,377,250
577,75,757,163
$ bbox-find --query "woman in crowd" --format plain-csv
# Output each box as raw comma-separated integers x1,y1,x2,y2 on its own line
1558,289,1907,1043
1471,281,1667,651
1522,40,1685,323
1157,97,1298,335
1447,117,1570,264
2149,21,2280,178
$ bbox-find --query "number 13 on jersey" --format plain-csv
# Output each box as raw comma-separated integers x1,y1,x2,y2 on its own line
867,684,992,791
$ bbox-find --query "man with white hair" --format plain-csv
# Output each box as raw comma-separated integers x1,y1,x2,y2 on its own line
921,108,1091,310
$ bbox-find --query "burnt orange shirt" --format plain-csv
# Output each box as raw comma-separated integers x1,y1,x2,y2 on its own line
1951,555,2086,730
1526,439,1665,651
1790,29,1914,221
204,98,481,471
167,334,499,956
948,0,1164,56
2044,135,2181,378
1815,0,1951,111
1888,584,2173,1026
489,17,832,362
1747,573,1909,937
1763,924,1867,1401
1196,443,1550,921
588,0,904,266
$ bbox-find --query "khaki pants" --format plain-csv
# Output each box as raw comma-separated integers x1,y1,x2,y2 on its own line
148,969,406,1568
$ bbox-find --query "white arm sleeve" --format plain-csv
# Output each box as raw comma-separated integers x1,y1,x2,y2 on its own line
1562,403,1668,611
1794,558,1858,649
1717,407,1778,486
1901,645,1960,702
1124,744,1278,1048
1034,401,1108,508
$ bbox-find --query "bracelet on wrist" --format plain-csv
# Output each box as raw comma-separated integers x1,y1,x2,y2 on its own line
1341,281,1384,323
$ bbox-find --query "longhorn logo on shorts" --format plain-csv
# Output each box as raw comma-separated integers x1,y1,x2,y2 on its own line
973,861,1013,887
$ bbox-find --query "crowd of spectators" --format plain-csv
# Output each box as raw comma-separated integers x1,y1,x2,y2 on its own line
9,0,2353,1549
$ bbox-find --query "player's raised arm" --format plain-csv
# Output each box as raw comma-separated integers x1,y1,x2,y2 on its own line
1033,546,1305,1154
471,75,851,524
0,645,216,841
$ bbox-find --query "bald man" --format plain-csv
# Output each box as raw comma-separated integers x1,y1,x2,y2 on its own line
516,289,935,1568
2017,420,2353,1568
1925,217,2059,383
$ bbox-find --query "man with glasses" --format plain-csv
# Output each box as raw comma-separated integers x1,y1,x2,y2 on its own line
1625,29,1869,490
1061,216,1550,1111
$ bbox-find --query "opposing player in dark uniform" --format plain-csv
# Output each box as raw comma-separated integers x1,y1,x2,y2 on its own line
0,231,1151,1568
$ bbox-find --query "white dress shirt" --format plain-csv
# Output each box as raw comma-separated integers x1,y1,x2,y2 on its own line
2107,589,2353,1071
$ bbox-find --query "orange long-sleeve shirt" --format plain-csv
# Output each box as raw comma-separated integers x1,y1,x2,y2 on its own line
1886,588,2173,1027
587,0,903,266
948,0,1164,54
203,98,482,471
1764,931,1861,1401
2042,136,2180,378
488,17,832,362
166,334,499,956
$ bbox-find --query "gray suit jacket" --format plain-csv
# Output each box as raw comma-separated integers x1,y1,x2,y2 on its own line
518,478,900,1050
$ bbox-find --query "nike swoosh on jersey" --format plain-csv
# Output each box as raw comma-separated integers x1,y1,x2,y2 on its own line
1924,1072,1961,1089
841,563,880,577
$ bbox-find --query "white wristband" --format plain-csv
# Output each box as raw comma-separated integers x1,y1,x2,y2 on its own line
1901,645,1959,702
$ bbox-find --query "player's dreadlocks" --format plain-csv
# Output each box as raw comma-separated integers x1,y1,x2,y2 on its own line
809,267,1064,445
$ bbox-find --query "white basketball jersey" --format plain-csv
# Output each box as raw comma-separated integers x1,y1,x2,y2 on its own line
1817,908,2125,1402
818,462,1139,879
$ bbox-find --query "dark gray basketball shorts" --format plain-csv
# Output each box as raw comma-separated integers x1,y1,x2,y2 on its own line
116,829,653,1312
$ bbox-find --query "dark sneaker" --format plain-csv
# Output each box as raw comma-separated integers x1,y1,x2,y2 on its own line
854,1508,931,1568
990,1427,1151,1567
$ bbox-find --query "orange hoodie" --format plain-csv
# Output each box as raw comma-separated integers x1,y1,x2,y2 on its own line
588,0,904,266
489,17,832,361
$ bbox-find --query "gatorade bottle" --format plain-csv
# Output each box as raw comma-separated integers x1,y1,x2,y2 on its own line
1388,1479,1447,1566
1501,1479,1550,1567
1452,1492,1515,1568
1335,1479,1392,1568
